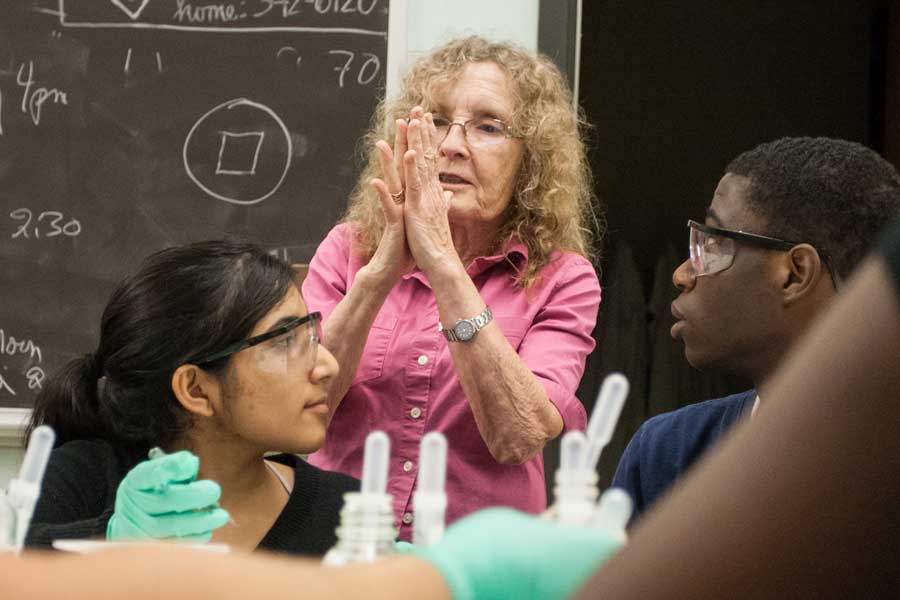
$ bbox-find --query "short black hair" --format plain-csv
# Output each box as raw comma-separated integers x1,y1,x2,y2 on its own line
726,137,900,279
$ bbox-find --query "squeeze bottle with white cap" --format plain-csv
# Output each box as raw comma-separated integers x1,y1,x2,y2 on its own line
551,373,629,528
554,431,598,526
323,431,397,565
8,425,56,553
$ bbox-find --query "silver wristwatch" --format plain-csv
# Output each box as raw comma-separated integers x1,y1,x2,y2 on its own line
439,306,493,342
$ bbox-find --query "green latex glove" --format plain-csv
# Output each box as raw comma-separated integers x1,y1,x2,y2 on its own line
418,507,623,600
107,450,230,542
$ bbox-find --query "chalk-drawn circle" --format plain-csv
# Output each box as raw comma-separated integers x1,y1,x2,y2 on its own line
183,98,292,206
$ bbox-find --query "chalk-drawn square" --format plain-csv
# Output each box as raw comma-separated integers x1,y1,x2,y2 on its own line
216,131,265,176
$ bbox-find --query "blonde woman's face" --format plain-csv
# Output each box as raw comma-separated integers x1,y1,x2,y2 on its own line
432,61,525,233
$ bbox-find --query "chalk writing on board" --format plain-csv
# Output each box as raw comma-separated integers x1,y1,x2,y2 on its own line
112,0,151,21
16,60,69,127
183,98,293,205
0,328,45,396
276,46,303,68
328,49,380,87
58,0,387,36
174,1,247,24
9,209,82,239
0,0,386,409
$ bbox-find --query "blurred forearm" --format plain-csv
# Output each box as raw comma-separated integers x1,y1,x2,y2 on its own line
2,550,449,600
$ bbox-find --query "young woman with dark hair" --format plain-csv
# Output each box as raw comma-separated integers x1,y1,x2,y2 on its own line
24,240,357,555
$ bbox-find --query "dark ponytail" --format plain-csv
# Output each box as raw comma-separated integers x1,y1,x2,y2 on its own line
26,353,106,446
27,240,297,448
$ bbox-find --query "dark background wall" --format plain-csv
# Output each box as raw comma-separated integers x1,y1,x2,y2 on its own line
568,0,895,487
584,0,878,282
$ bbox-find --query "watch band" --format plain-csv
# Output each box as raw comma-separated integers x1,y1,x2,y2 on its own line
439,306,493,342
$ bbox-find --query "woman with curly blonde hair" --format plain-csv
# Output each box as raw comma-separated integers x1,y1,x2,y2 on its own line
303,36,604,538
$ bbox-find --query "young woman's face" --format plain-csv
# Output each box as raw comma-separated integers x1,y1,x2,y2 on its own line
218,285,338,454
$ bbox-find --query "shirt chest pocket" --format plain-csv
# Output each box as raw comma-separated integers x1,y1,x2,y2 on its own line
352,312,398,384
492,315,532,351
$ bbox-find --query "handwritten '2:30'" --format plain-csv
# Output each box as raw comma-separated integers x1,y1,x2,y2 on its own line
9,208,81,239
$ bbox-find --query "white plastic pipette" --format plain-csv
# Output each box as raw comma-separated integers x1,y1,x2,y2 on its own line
592,487,633,543
555,430,598,526
322,431,395,566
413,431,447,546
560,430,588,473
361,431,390,494
585,373,629,472
9,425,56,553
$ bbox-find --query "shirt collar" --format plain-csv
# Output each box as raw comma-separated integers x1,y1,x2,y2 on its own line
750,395,760,419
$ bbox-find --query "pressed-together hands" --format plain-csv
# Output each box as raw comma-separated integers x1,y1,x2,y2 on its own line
107,451,230,542
369,107,457,282
369,115,414,281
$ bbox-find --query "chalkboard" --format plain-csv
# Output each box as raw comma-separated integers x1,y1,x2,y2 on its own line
0,0,388,408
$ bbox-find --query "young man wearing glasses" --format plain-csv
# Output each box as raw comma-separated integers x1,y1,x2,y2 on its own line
612,137,900,523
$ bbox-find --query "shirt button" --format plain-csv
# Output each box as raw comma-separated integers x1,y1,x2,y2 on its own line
417,354,428,366
402,512,413,524
402,460,414,472
410,407,422,419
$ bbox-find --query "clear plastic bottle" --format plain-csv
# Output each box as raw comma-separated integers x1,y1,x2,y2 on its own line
323,431,396,566
553,373,630,529
322,491,397,565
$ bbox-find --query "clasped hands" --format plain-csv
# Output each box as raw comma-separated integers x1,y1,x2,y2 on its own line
369,106,456,281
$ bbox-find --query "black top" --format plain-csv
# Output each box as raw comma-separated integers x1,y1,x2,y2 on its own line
25,439,359,556
880,216,900,295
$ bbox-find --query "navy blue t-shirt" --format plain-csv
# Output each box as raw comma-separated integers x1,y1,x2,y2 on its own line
612,389,757,524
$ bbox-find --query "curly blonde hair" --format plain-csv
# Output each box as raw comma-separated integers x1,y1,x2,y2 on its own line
344,36,602,288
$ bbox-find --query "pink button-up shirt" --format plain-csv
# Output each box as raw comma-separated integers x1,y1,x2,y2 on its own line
303,224,601,539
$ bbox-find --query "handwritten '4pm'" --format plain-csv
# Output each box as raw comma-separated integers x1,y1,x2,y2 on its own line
16,60,68,127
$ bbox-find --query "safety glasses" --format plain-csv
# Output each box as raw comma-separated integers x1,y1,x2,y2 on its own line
187,312,322,374
688,220,798,277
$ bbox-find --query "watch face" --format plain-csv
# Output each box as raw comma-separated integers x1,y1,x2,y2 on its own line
454,320,476,341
